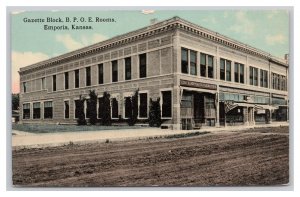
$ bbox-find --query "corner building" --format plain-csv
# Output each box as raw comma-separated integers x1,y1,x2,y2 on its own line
19,17,289,130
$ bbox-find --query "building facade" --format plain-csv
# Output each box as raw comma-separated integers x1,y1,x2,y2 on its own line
18,17,289,130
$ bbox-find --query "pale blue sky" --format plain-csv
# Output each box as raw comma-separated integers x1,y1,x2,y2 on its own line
11,9,289,93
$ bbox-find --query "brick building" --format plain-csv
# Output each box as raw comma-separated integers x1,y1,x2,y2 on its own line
18,17,289,130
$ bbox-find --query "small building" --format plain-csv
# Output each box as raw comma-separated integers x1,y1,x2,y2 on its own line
18,17,289,130
12,110,19,123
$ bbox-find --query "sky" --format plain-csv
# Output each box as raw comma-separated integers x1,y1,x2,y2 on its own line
11,9,290,93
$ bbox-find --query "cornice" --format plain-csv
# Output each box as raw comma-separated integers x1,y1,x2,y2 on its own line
19,16,288,75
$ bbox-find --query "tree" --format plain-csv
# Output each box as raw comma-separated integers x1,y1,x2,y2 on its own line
127,89,139,126
149,98,162,127
101,91,111,126
88,90,98,125
76,95,87,125
12,93,19,110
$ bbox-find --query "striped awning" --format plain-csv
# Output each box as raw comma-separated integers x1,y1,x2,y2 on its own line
224,101,279,113
224,101,239,113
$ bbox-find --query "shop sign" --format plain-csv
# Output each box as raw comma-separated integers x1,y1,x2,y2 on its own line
180,79,217,90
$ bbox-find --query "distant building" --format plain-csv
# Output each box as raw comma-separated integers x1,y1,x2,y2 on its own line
18,17,288,129
12,110,19,123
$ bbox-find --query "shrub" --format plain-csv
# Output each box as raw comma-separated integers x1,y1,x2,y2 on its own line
149,98,161,127
127,89,139,126
88,90,98,125
101,92,111,126
76,95,87,125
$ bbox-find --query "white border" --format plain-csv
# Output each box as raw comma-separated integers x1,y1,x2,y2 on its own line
4,3,297,194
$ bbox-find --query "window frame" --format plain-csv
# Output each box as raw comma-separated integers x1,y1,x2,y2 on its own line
98,64,104,84
75,69,80,88
64,100,70,119
125,57,132,80
22,103,31,119
64,72,69,90
52,75,56,92
112,60,118,82
161,89,172,119
189,50,197,76
111,97,119,119
139,53,147,78
33,102,41,119
44,101,53,119
86,66,91,86
138,91,148,119
181,48,189,74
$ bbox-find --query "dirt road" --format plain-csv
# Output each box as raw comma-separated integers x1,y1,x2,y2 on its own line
12,127,289,187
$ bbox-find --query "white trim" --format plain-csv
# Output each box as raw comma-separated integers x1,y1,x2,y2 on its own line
160,88,173,119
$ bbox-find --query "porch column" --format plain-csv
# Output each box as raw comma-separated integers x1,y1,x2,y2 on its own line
252,108,256,125
243,107,249,125
269,109,273,124
215,93,220,127
173,86,181,130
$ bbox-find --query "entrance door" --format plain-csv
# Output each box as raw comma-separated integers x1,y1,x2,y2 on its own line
219,102,225,126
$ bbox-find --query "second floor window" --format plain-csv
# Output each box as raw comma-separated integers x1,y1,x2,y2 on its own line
260,69,268,88
86,67,91,86
190,50,197,75
125,57,131,80
75,69,79,88
112,60,118,82
53,75,56,91
220,58,231,81
201,53,214,78
181,48,188,74
98,64,103,84
64,72,69,90
23,82,27,93
234,63,244,84
250,66,258,86
139,53,147,78
226,60,231,81
207,55,214,78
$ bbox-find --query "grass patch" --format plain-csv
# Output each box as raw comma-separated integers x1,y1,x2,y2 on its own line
12,124,147,133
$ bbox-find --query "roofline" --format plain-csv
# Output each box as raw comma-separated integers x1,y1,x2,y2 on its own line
19,16,288,74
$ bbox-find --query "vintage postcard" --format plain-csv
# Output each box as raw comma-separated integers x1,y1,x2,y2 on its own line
10,8,290,187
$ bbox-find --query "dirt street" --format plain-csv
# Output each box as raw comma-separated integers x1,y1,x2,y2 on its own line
12,127,289,187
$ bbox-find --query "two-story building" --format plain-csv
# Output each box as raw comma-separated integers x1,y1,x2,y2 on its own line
18,16,289,130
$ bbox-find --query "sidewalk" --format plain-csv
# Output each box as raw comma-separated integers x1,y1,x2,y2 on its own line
12,122,289,148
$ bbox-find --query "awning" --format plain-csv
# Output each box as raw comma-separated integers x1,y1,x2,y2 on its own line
180,86,217,94
255,104,279,110
224,102,279,113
